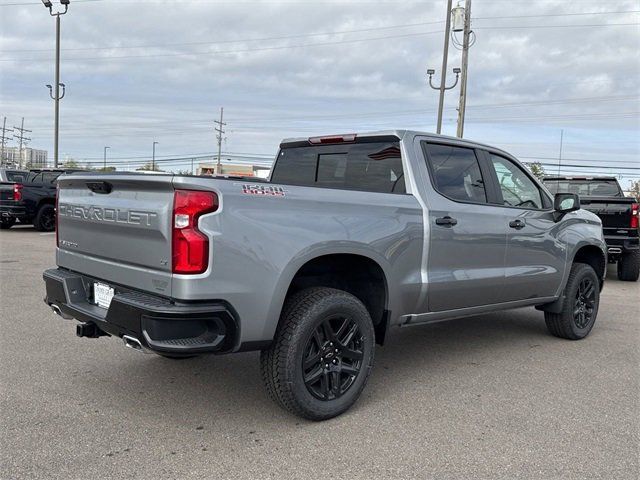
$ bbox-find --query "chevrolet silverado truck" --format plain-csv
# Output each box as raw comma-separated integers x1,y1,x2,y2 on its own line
44,131,607,420
0,169,82,230
543,176,639,281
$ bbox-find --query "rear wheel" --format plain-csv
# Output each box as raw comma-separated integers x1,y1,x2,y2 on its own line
0,218,16,229
260,287,375,421
34,204,55,232
617,251,639,282
544,262,600,340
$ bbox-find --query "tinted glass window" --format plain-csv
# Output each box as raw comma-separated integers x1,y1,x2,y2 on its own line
490,154,543,209
424,143,487,203
42,172,62,184
5,171,26,182
544,179,622,197
271,141,405,194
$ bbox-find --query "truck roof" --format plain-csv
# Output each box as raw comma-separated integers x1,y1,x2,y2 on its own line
279,130,514,157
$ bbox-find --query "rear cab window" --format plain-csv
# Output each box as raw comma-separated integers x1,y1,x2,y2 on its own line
543,179,622,197
271,138,405,194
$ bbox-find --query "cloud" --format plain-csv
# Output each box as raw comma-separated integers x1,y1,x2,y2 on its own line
0,0,638,180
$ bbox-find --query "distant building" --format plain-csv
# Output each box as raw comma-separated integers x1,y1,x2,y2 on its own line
2,147,48,168
198,159,271,178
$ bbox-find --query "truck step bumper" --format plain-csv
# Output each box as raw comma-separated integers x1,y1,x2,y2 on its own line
43,268,238,355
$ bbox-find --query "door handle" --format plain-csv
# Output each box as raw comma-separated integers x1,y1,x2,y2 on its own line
435,216,458,227
509,219,526,230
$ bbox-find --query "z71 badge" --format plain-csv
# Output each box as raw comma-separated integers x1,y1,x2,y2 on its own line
242,184,286,197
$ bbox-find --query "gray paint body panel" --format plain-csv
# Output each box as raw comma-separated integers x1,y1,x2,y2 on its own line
53,131,606,350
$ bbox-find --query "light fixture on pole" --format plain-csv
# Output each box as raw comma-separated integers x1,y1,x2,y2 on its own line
427,67,461,133
42,0,70,168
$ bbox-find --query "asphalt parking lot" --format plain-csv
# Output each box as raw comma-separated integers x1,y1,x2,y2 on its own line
0,226,638,480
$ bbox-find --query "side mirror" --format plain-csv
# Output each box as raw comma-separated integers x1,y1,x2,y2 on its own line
554,193,580,214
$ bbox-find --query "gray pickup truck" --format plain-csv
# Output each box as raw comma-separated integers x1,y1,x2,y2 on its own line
44,131,607,420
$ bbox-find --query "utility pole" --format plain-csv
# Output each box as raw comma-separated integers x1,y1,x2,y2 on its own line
557,129,564,177
152,141,158,171
103,146,110,170
13,118,32,169
42,1,70,168
0,117,13,166
455,0,473,138
214,107,226,174
436,0,453,134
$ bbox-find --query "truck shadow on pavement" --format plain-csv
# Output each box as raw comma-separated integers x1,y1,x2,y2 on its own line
89,307,561,426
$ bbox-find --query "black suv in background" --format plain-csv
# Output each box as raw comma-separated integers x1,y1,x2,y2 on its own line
0,169,82,231
543,176,639,281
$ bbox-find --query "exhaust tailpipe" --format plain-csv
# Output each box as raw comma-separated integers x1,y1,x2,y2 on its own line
608,247,622,255
50,304,73,320
122,335,146,353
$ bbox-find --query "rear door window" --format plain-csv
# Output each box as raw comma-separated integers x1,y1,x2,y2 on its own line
271,141,405,194
422,143,487,203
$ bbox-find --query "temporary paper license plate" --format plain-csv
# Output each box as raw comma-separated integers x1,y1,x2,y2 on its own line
93,282,115,309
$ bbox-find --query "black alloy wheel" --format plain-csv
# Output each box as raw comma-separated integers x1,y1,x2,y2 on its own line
574,277,596,329
302,316,364,401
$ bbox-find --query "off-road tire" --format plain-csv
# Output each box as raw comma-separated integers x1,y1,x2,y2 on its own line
260,287,375,421
617,251,640,282
34,204,55,232
544,262,600,340
0,218,15,229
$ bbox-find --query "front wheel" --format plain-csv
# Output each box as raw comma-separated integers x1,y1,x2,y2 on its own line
260,287,375,421
617,251,639,282
544,262,600,340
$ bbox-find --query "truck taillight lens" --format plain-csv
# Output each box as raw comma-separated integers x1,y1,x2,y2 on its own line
13,183,23,201
631,203,639,229
55,185,59,246
172,189,218,274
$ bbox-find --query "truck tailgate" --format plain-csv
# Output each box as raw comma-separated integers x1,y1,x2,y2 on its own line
56,174,175,296
580,197,635,231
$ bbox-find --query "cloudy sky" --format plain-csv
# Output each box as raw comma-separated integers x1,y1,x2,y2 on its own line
0,0,638,184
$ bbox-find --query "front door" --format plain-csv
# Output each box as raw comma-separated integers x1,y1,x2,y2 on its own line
484,152,566,302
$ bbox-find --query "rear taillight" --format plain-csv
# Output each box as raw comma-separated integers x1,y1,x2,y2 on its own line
13,183,23,201
172,189,218,274
631,203,639,229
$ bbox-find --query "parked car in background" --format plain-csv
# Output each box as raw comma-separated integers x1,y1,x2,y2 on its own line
0,169,83,231
543,176,639,281
44,131,607,420
0,168,28,183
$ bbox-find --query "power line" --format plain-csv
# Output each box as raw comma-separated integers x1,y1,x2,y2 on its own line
12,117,31,169
2,22,638,63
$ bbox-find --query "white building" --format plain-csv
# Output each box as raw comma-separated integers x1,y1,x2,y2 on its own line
2,147,48,168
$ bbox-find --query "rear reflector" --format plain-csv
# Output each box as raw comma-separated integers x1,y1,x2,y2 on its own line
13,183,23,202
172,190,218,274
308,134,357,145
631,203,639,229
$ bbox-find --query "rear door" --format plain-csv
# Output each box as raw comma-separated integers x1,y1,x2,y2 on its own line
56,174,175,296
420,141,508,312
483,151,565,301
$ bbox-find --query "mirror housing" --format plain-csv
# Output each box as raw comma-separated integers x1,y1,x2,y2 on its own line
554,193,580,215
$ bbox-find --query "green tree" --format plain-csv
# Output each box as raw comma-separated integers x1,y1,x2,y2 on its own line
63,159,79,168
525,162,546,181
137,162,162,172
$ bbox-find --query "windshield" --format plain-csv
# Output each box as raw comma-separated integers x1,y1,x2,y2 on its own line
544,179,622,197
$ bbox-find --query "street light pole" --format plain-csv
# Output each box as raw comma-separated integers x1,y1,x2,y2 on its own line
152,141,158,171
42,1,69,168
103,146,110,170
456,0,473,138
435,0,453,134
